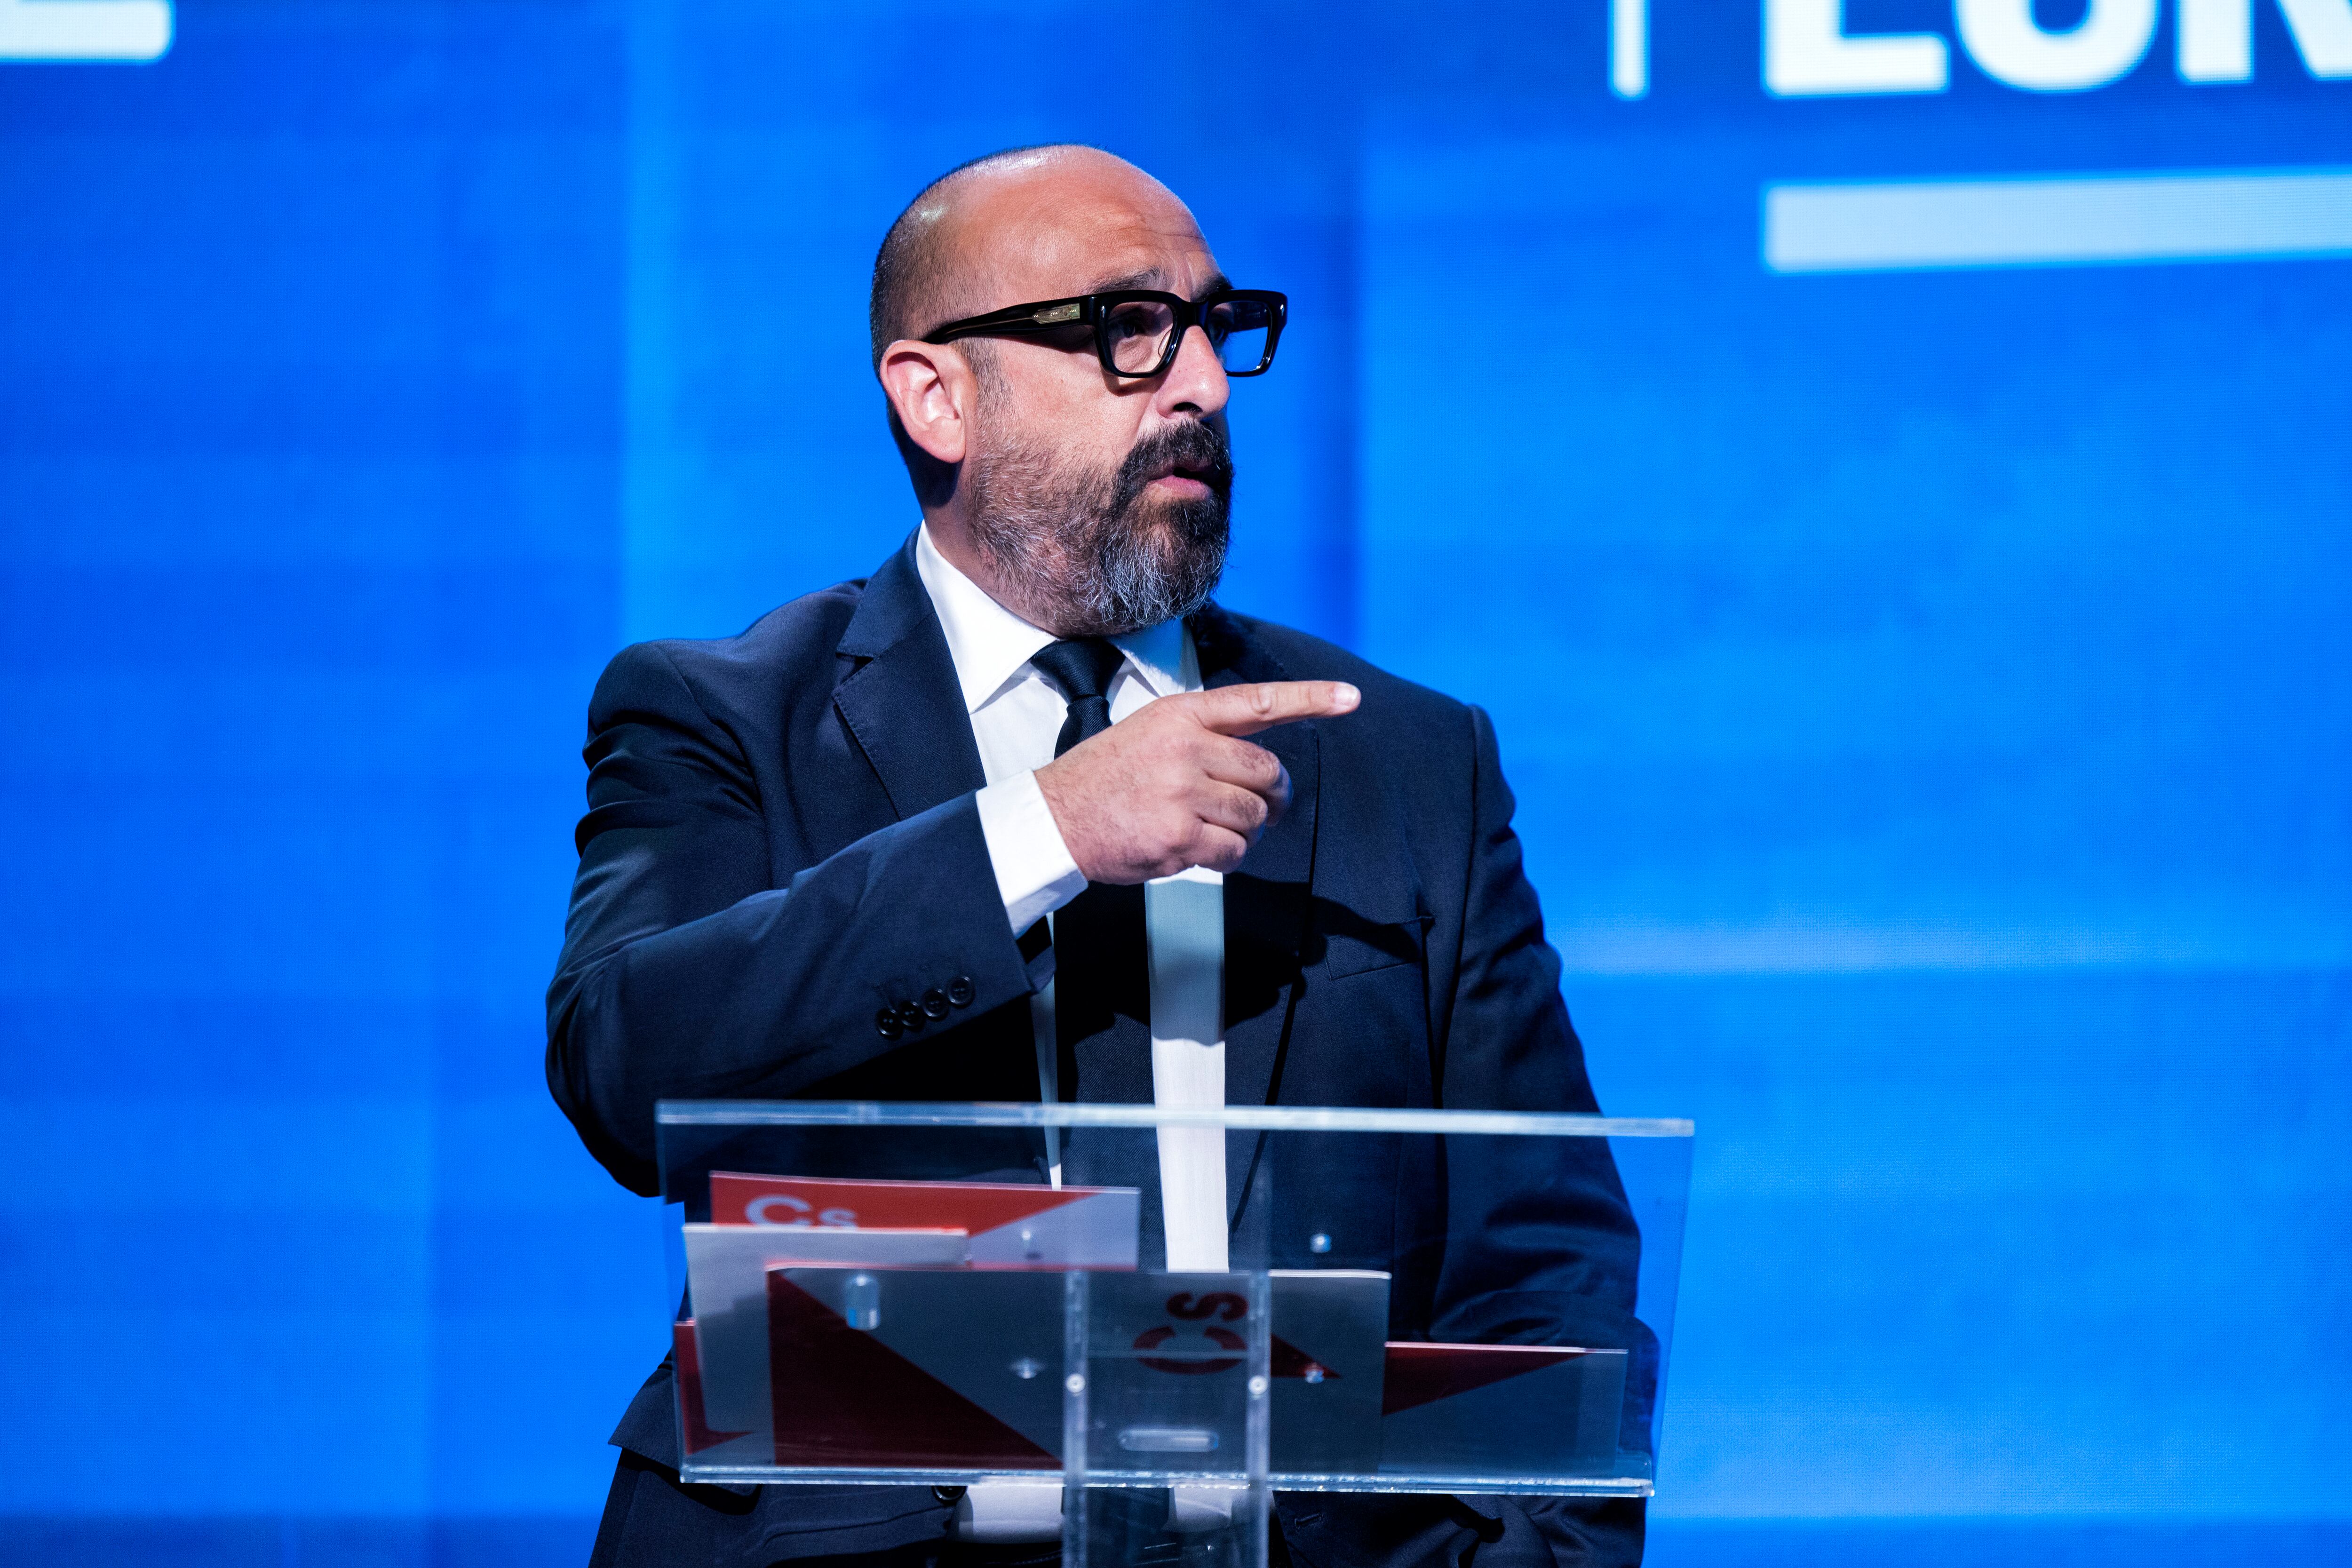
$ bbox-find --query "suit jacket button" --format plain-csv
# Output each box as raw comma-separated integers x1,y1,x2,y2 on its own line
920,987,951,1020
946,975,976,1007
874,1007,904,1041
897,1000,927,1033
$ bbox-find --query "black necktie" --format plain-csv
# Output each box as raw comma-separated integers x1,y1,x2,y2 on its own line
1027,638,1152,1106
1028,638,1127,758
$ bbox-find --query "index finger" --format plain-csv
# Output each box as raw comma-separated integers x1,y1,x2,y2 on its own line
1185,680,1361,738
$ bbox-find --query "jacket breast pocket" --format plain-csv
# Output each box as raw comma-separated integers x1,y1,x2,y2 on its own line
1311,901,1431,982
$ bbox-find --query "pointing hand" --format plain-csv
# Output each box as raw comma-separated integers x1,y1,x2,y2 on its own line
1033,680,1361,883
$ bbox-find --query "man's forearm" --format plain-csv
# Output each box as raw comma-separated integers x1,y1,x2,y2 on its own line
546,794,1045,1193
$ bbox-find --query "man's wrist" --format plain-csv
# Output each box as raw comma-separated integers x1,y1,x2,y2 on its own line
974,771,1087,932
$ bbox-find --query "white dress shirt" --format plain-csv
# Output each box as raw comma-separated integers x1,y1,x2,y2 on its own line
912,524,1229,1265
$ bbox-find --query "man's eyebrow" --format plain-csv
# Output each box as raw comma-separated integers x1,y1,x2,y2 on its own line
1080,268,1234,300
1084,268,1159,293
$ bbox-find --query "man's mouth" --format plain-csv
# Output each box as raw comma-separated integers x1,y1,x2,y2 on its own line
1150,465,1215,495
1113,422,1232,515
1145,453,1226,491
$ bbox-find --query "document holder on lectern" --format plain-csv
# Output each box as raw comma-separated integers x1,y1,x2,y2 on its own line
658,1102,1692,1568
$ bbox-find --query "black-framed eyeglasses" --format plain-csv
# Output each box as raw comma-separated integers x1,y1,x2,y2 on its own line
923,288,1287,379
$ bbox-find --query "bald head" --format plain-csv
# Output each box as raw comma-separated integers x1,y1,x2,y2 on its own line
867,144,1204,368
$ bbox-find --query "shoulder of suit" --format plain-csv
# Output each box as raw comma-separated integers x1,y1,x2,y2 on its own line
590,577,869,724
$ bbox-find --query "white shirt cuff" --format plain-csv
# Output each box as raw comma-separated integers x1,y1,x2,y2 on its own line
975,771,1087,932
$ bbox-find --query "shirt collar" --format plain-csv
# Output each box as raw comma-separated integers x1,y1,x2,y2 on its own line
914,523,1054,713
1109,615,1189,701
913,523,1192,710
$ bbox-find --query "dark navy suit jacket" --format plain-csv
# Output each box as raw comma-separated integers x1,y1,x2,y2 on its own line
547,535,1645,1566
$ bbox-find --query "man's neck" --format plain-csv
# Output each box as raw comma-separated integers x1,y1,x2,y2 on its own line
917,509,999,603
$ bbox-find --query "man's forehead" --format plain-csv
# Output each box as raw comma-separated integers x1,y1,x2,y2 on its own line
1000,230,1219,295
947,160,1217,302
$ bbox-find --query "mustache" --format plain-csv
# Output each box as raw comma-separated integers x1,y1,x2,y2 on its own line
1108,421,1234,518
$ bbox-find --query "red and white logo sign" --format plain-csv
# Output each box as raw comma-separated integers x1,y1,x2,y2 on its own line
708,1172,1138,1268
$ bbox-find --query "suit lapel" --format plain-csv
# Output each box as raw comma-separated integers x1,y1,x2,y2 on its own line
833,535,988,818
1191,605,1319,1111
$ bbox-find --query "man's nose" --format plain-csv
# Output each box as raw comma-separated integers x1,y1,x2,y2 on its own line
1156,321,1231,419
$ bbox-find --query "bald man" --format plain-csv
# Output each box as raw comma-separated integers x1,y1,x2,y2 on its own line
549,147,1645,1567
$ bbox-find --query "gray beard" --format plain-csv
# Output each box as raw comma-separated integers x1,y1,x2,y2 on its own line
962,439,1231,638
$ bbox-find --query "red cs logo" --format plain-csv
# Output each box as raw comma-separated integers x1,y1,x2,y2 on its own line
745,1194,859,1227
1134,1291,1248,1375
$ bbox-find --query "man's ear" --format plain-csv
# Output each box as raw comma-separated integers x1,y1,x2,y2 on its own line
878,340,971,467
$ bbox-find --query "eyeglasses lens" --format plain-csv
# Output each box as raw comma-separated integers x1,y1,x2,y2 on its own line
1207,297,1273,373
1104,300,1178,374
1102,296,1275,375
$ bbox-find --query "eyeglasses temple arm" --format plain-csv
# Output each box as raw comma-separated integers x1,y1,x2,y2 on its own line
922,299,1092,344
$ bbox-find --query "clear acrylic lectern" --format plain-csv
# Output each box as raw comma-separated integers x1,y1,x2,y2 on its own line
658,1102,1691,1567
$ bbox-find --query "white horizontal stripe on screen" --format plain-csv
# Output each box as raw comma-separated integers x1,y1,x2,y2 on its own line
1764,167,2352,273
0,0,171,59
1551,918,2352,975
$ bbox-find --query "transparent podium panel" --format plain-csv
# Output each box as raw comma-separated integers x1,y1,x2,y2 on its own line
657,1103,1691,1567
